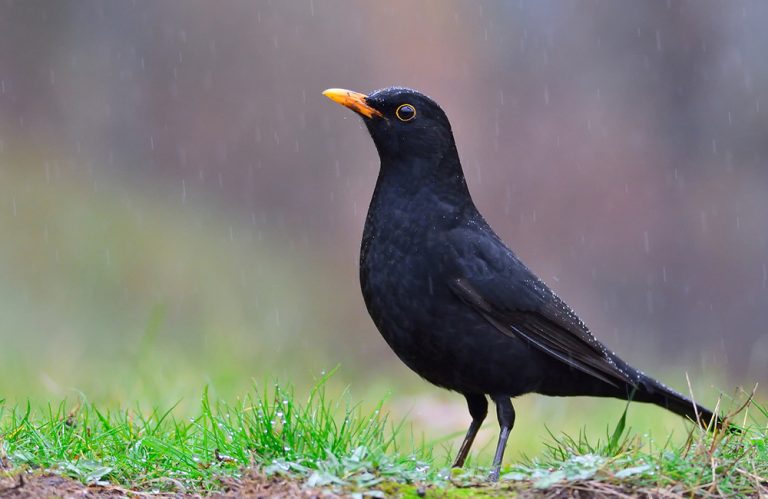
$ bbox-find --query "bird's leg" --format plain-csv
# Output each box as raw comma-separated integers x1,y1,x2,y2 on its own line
489,396,515,482
452,393,488,468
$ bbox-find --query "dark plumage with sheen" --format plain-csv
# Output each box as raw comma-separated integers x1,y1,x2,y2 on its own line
323,86,723,481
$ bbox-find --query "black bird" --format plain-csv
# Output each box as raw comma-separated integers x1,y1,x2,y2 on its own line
322,86,722,480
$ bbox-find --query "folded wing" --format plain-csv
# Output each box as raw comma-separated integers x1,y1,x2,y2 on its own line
448,259,636,388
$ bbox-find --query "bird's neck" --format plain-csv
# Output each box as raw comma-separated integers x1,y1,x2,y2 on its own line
374,143,472,204
364,147,477,242
361,147,478,270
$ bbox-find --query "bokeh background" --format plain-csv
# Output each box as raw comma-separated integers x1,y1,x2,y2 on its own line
1,0,766,459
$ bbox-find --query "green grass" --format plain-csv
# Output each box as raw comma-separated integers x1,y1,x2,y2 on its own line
1,374,766,497
0,372,437,494
505,397,768,496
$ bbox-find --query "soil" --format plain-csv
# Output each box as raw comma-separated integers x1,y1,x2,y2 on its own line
0,471,332,499
1,470,745,498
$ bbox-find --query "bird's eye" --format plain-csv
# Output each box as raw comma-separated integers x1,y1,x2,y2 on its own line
395,104,416,122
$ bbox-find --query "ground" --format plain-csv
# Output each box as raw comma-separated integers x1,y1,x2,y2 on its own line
3,470,765,498
0,472,327,499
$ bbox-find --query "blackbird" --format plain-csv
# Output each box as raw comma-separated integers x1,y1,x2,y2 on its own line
322,86,722,480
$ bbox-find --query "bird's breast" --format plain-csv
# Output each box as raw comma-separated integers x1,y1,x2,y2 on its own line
359,189,463,341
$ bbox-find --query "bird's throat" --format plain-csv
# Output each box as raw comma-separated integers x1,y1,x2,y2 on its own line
376,144,469,199
366,155,474,238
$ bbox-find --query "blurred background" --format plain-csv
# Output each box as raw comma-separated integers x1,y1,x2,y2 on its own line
0,0,765,459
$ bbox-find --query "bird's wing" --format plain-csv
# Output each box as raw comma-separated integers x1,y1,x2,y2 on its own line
446,233,635,387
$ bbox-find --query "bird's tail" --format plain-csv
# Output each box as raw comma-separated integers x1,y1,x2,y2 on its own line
632,374,728,431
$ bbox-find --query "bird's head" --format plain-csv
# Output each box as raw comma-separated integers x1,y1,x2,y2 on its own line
323,87,455,163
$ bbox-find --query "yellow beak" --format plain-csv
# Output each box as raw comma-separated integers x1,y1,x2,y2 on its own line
322,88,383,119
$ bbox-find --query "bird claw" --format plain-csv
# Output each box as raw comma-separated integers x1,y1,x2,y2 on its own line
488,467,500,482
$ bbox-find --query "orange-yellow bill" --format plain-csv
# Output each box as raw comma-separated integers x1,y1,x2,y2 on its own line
322,88,383,119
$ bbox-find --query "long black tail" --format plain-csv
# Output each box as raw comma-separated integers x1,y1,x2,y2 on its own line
633,374,725,430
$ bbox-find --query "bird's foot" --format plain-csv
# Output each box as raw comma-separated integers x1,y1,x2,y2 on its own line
488,466,500,482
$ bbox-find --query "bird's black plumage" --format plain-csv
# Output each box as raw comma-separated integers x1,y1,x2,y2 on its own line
323,86,723,480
